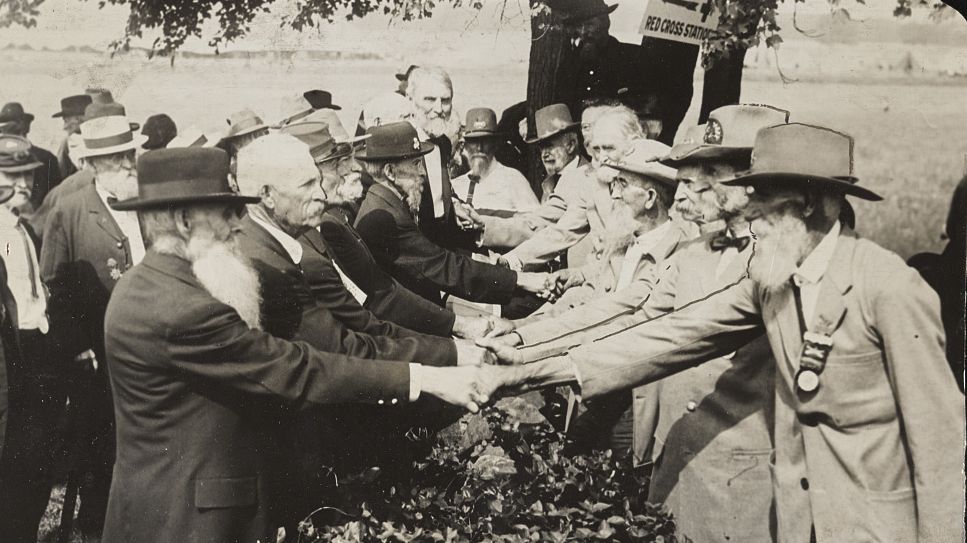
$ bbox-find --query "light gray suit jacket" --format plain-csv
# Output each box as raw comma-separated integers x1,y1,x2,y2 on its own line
563,229,965,543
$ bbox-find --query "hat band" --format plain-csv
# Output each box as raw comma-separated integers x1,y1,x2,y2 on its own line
85,131,134,149
0,150,36,168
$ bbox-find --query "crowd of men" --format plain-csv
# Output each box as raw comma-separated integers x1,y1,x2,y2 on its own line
0,1,965,542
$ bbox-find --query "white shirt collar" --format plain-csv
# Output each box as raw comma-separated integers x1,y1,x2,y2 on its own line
633,219,673,257
249,210,304,265
793,220,841,287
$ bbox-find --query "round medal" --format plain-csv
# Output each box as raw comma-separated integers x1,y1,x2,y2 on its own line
797,369,820,392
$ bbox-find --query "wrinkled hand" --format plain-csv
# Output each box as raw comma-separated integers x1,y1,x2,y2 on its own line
476,336,525,365
484,316,516,338
453,200,484,231
452,315,494,340
517,272,555,298
420,365,504,413
548,268,585,298
454,339,497,366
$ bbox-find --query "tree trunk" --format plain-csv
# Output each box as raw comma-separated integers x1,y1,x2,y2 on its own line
699,47,750,123
525,2,566,191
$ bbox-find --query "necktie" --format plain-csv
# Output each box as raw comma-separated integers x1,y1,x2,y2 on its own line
466,174,479,207
709,233,751,252
16,221,39,298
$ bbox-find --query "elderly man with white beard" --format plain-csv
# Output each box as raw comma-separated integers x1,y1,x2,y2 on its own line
484,123,966,543
101,147,503,543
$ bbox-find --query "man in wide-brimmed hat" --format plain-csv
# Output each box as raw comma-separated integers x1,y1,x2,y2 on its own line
277,90,343,126
468,103,587,251
451,108,537,212
354,121,552,307
485,123,966,543
550,0,648,122
0,134,62,543
100,146,499,543
0,102,63,210
39,113,148,542
488,104,790,542
219,108,269,180
140,113,177,150
52,94,93,177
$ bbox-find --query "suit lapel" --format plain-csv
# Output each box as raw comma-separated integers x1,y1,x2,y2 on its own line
242,215,293,264
370,183,412,219
807,230,855,335
86,185,124,244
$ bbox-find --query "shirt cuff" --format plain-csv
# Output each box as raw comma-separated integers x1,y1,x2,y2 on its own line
504,255,523,272
408,363,423,402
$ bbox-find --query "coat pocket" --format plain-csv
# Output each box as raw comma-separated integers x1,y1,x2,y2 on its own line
194,476,258,509
860,487,916,543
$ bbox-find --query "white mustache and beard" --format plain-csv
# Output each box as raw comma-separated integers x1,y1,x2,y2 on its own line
748,208,812,294
186,232,263,330
421,113,460,141
602,201,642,257
393,176,425,218
469,154,492,177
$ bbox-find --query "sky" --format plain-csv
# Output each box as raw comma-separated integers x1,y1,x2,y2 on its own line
1,0,944,52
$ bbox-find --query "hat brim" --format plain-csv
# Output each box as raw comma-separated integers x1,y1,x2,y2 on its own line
222,124,268,141
563,3,618,24
355,141,434,161
722,172,882,201
111,193,261,211
463,130,502,140
0,114,34,124
0,160,43,173
660,144,751,167
336,133,371,145
610,163,679,187
74,134,149,160
525,122,580,144
314,145,354,164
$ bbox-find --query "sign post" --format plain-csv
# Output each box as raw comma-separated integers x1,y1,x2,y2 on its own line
639,0,720,45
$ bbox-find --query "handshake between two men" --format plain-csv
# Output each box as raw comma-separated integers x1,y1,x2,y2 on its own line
421,325,565,414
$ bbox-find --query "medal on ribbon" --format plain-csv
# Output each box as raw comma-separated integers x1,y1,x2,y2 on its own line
796,331,833,393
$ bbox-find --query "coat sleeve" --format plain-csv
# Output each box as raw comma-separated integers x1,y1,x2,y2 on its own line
364,279,457,338
503,189,592,269
871,264,966,543
162,301,412,406
516,256,680,352
357,208,519,305
39,207,90,358
569,276,764,399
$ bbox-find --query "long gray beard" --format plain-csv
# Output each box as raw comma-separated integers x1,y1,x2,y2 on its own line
602,202,641,257
749,212,810,294
187,235,263,330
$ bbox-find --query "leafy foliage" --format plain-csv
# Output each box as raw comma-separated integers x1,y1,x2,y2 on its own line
297,401,681,542
0,0,953,59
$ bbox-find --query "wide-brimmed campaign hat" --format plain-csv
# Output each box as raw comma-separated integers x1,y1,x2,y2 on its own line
53,95,93,118
74,115,149,160
722,123,882,201
603,139,677,187
222,109,268,141
112,147,260,211
463,108,500,140
0,134,43,174
355,121,434,161
280,122,351,164
554,0,618,24
300,109,370,145
304,90,341,111
525,104,579,144
0,103,34,125
662,104,789,168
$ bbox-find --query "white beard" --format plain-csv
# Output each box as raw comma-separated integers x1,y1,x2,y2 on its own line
602,202,641,257
187,234,263,330
748,210,810,294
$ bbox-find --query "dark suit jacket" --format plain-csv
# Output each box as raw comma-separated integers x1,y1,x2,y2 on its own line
419,135,477,251
29,144,63,210
0,258,20,462
314,208,455,336
236,216,455,366
355,183,518,306
40,182,134,364
102,251,411,543
28,168,93,244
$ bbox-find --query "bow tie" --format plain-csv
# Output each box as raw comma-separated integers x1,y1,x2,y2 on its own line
709,233,751,252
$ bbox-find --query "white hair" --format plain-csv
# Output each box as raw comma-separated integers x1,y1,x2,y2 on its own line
405,66,453,98
361,93,416,129
235,133,317,196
